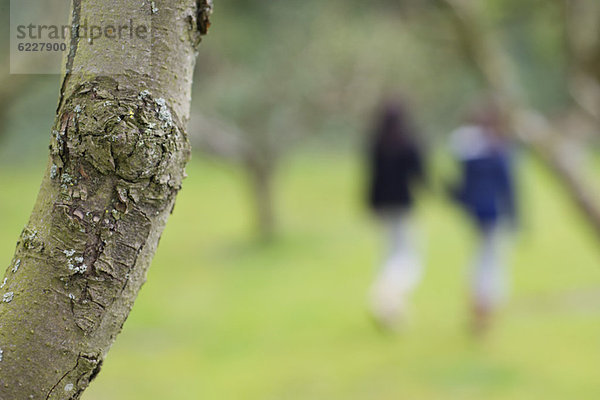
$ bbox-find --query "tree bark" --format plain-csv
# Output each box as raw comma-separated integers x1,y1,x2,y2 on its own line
0,0,211,398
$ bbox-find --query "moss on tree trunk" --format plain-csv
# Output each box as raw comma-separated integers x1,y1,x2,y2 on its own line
0,0,212,398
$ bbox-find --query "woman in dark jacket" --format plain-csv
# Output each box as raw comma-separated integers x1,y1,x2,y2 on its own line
366,99,427,330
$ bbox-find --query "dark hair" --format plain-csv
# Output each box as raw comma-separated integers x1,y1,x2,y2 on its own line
371,98,418,153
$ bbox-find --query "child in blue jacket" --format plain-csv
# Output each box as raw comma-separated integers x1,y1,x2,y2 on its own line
450,105,518,334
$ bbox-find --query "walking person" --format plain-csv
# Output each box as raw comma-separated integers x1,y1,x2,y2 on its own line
449,103,518,334
366,98,427,331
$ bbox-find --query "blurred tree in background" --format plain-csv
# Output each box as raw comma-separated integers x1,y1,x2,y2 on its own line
427,0,600,235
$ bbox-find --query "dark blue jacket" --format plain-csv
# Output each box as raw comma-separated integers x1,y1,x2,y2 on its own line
455,151,516,228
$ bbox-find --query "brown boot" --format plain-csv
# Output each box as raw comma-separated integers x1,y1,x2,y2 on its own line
471,302,492,337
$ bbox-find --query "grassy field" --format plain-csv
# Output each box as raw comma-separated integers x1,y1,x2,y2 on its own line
1,151,599,399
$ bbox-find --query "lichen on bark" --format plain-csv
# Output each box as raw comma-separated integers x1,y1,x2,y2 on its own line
46,76,191,337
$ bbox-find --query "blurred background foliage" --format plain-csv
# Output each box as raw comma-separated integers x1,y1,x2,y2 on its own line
188,0,600,238
0,0,599,398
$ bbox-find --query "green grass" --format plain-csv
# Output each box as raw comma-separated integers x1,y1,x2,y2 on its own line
1,151,599,399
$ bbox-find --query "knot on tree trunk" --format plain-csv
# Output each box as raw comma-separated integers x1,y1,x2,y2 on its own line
51,77,190,188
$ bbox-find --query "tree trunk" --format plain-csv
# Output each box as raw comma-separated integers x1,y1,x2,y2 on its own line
249,165,276,242
0,0,211,398
187,115,279,241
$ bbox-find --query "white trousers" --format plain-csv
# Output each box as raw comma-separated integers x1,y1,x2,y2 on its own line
370,210,423,321
471,225,509,310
